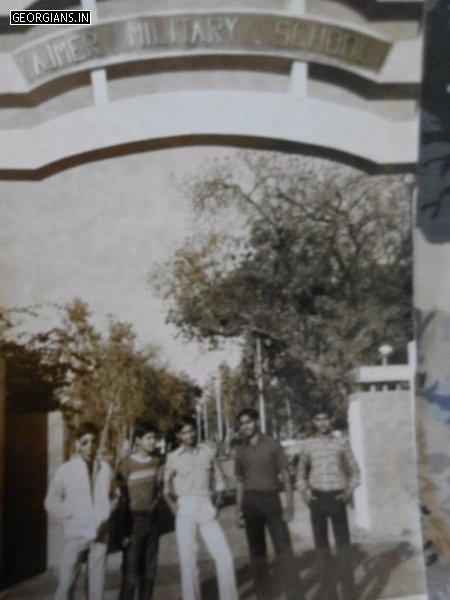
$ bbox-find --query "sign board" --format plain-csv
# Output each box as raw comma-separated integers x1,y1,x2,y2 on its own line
11,12,391,88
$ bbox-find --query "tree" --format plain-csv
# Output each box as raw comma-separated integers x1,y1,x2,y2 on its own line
29,299,200,461
153,152,413,422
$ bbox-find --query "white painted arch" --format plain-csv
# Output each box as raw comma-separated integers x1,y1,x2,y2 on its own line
0,0,425,16
0,91,418,171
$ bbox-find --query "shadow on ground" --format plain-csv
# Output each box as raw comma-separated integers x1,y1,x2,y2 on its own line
195,541,421,600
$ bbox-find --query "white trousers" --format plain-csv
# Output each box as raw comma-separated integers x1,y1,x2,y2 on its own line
54,536,107,600
175,497,239,600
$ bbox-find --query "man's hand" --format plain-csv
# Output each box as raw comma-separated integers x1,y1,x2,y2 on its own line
336,489,352,504
110,488,121,512
164,495,178,516
283,503,295,523
235,508,245,528
214,491,224,512
300,488,314,505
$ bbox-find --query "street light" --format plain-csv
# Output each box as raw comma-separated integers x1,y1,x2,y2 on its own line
378,344,394,366
213,376,224,442
195,402,202,443
255,337,267,433
202,397,209,441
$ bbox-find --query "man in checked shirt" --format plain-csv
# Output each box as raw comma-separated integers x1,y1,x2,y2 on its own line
298,408,360,597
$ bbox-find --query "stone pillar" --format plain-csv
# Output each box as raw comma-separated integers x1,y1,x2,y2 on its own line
288,0,308,97
348,398,370,529
348,390,422,539
0,357,5,582
47,410,65,568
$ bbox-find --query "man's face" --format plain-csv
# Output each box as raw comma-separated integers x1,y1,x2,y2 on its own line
137,432,157,454
238,415,258,439
313,413,332,434
77,433,98,462
177,424,197,447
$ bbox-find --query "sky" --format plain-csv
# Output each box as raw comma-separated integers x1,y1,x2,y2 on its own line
0,145,244,385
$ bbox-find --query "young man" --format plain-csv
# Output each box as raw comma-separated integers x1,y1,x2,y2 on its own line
45,422,113,600
163,418,238,600
234,408,300,600
117,421,163,600
298,409,360,550
298,409,360,598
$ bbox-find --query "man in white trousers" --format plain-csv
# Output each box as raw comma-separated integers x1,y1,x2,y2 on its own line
45,422,113,600
163,418,239,600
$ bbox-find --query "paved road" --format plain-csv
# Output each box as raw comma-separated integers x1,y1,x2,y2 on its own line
3,497,426,600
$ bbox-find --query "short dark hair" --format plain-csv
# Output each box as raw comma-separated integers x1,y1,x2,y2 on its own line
75,421,100,440
133,421,158,442
311,407,331,419
174,416,197,434
236,407,259,422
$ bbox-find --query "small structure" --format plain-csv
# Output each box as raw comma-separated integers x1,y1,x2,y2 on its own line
0,357,58,588
348,342,422,538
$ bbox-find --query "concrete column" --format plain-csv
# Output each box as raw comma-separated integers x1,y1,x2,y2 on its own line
47,410,65,568
348,390,423,539
81,0,109,106
0,358,5,578
348,398,371,529
289,0,308,97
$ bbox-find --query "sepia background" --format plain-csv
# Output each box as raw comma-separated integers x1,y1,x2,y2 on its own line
0,0,433,599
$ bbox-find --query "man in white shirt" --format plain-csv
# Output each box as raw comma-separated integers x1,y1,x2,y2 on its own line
163,418,238,600
45,422,113,600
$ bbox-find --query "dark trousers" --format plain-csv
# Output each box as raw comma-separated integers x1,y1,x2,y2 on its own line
309,490,354,599
309,490,350,549
242,490,301,600
120,512,159,600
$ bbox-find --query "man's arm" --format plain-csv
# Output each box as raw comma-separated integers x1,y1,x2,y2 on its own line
156,459,165,498
44,466,71,520
297,449,313,505
162,455,178,515
278,445,294,522
235,479,244,527
111,460,127,510
234,451,245,527
212,456,226,508
110,461,131,546
339,439,361,502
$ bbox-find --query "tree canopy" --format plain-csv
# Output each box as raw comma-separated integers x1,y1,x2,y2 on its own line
152,152,413,422
1,300,200,459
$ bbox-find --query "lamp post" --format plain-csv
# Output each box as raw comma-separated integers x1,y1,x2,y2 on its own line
255,337,267,434
202,398,210,441
378,344,394,366
195,402,203,443
214,377,224,442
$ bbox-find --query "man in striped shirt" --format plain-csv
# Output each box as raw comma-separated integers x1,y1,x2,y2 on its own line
298,408,360,598
117,421,163,600
298,408,360,549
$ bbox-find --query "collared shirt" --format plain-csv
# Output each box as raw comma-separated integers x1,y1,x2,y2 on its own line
234,434,289,492
297,434,360,492
163,443,225,498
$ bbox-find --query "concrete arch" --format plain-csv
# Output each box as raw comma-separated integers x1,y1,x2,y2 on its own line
0,0,425,17
0,90,418,171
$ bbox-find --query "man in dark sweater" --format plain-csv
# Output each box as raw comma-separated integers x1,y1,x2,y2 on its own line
234,408,301,600
117,421,163,600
